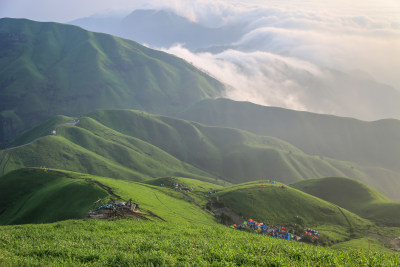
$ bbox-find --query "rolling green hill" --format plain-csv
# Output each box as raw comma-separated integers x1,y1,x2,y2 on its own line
1,168,400,265
213,181,371,230
0,18,224,147
178,98,400,176
0,168,109,225
3,109,396,194
291,177,400,226
0,117,215,182
0,168,216,225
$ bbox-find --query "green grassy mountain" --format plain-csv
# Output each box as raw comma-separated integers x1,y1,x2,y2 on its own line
2,109,400,200
178,98,400,173
213,181,371,229
0,18,224,147
0,168,109,225
0,168,216,225
0,168,378,236
0,116,214,182
0,110,355,184
1,168,400,264
291,177,400,226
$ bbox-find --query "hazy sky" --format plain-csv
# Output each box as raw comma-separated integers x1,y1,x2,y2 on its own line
2,0,399,22
2,0,400,119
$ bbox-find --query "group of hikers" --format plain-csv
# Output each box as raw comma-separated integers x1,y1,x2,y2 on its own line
230,219,320,242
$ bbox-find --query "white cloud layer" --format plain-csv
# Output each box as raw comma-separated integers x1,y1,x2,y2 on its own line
157,0,400,119
2,0,400,119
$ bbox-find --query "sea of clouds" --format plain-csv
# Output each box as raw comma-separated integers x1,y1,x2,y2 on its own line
154,0,400,119
3,0,400,119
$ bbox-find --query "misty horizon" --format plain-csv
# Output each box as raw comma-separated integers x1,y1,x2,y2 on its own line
2,0,400,120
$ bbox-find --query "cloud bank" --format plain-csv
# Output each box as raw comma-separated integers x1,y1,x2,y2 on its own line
2,0,400,119
157,0,400,119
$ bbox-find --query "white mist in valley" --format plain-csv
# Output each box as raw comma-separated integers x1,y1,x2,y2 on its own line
3,0,400,120
158,0,400,120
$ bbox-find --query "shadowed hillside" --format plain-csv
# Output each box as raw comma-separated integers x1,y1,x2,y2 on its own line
178,98,400,173
177,98,400,199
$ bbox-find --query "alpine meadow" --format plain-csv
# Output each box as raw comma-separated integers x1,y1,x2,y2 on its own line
1,1,400,266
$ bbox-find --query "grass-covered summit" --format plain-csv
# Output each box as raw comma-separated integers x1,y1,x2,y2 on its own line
0,18,223,147
291,177,400,226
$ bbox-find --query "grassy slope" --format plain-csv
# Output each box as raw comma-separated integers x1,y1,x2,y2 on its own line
142,176,227,190
86,109,379,185
178,98,400,200
141,176,227,207
1,220,398,266
178,98,400,172
291,177,400,226
0,168,216,225
0,170,399,265
2,109,398,192
0,116,216,181
214,181,372,231
0,18,223,147
331,237,392,253
6,115,72,148
0,169,109,225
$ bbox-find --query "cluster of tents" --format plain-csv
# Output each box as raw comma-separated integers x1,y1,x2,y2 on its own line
305,228,320,237
230,219,320,242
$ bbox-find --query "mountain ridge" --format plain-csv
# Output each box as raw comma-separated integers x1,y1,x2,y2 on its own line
2,109,400,200
178,98,400,175
0,18,224,147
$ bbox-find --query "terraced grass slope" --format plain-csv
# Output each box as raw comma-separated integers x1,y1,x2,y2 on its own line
0,168,109,225
3,109,400,198
213,181,372,231
0,18,224,147
291,177,400,226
